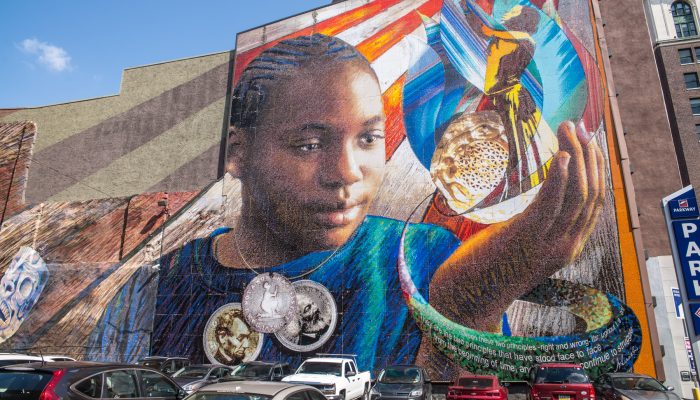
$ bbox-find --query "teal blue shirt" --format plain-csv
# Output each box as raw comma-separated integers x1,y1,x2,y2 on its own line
152,216,460,374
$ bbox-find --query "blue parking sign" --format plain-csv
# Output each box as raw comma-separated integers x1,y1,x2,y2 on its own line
673,221,700,301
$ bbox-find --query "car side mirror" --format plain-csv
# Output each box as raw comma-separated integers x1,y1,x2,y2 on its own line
667,386,675,391
177,389,188,400
347,371,356,377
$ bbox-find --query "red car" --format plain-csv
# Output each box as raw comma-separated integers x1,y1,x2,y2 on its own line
447,375,508,400
529,363,595,400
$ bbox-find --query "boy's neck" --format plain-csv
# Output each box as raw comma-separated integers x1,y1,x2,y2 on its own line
215,208,308,269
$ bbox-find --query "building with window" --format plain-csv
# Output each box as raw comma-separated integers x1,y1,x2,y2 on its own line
644,0,700,395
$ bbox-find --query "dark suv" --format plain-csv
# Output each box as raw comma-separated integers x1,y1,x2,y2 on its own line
0,361,186,399
529,363,595,400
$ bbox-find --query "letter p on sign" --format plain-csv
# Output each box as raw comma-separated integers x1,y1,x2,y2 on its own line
684,223,698,238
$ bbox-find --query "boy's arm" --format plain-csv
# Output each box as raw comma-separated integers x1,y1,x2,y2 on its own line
429,121,604,331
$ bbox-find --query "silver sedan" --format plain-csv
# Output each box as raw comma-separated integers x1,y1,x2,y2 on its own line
186,381,328,400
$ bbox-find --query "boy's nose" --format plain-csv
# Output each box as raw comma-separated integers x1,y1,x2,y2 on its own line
321,145,363,187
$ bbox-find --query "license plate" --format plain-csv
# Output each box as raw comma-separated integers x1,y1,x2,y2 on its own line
558,396,571,400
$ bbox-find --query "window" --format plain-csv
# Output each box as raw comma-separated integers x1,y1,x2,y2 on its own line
673,1,698,37
307,390,328,400
681,48,694,64
104,370,138,398
691,98,700,114
286,391,308,400
695,124,700,139
685,72,700,88
74,374,103,398
139,369,178,398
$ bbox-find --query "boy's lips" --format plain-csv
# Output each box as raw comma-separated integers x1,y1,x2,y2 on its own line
309,200,366,227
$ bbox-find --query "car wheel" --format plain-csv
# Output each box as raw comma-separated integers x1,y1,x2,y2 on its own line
340,390,346,400
362,385,369,400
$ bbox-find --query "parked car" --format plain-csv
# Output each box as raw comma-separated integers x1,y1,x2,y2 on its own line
594,373,680,400
172,364,235,394
371,365,431,400
529,363,594,400
184,381,327,400
283,356,372,400
0,353,43,367
138,356,191,375
0,361,187,399
220,361,294,382
447,375,507,400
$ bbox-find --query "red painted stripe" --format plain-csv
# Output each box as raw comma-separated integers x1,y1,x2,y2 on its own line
383,75,407,160
356,0,443,62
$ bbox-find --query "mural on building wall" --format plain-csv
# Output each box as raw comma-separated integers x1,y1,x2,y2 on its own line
0,0,652,381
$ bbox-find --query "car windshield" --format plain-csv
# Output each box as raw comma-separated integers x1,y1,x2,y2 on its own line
535,367,589,384
0,370,53,399
297,362,341,376
231,364,272,378
173,367,211,379
612,377,666,391
184,393,272,400
378,368,421,384
457,378,495,388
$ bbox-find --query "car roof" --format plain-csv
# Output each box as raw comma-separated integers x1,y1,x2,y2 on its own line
0,354,43,360
3,361,160,371
304,358,346,363
604,373,653,378
201,381,310,395
241,361,278,366
383,365,421,370
141,356,188,360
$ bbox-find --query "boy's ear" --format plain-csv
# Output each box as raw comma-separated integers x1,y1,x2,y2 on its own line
226,126,248,178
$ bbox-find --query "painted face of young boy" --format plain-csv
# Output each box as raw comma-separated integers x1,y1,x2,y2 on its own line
237,60,386,252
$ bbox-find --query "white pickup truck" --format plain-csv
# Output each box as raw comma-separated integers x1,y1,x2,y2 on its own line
282,356,371,400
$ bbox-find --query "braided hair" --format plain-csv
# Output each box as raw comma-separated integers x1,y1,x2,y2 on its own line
230,33,377,131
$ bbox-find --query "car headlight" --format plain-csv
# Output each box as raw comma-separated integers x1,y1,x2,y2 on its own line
321,384,336,394
410,389,423,397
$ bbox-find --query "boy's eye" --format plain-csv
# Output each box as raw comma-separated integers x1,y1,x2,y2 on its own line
360,131,385,145
295,142,322,152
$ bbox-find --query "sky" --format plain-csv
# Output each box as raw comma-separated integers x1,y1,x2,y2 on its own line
0,1,329,108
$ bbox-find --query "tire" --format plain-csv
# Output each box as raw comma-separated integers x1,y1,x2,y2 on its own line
362,385,370,400
340,390,346,400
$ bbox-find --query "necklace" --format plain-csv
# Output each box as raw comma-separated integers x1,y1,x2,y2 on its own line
213,225,341,339
222,226,343,280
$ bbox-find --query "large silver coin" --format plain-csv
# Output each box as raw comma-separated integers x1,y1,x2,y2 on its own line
242,272,297,333
203,302,264,366
275,280,337,352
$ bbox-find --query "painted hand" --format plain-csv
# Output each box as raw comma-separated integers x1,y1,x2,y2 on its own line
429,120,605,331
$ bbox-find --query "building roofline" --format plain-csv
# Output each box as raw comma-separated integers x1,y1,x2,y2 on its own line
2,49,234,110
654,36,700,49
123,49,232,71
